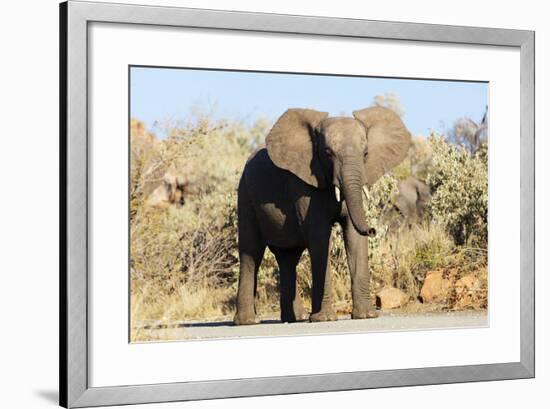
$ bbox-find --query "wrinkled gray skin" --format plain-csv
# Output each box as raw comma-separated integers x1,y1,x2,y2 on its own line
234,107,411,325
383,176,431,229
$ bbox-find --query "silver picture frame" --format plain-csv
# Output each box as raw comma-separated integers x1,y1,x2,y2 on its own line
60,1,535,407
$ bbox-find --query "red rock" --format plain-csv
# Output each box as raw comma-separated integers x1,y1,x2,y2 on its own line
376,287,409,309
420,270,451,303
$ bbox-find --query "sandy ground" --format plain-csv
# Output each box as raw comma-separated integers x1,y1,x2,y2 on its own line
134,310,488,342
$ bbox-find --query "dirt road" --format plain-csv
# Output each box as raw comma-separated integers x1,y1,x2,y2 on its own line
135,310,488,341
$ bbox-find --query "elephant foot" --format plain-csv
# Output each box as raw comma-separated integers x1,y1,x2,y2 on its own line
351,309,378,319
234,311,260,326
310,309,338,322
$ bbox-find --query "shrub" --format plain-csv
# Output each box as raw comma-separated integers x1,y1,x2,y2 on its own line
364,174,399,241
426,133,488,246
130,116,253,327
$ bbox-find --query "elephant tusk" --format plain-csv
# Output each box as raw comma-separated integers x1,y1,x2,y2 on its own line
335,186,341,202
362,185,370,200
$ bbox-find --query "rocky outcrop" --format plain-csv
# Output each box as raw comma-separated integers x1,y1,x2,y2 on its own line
131,118,158,147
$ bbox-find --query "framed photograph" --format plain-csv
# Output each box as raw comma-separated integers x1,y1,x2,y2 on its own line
60,1,534,407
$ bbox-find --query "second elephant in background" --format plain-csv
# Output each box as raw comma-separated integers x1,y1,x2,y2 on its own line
383,176,431,229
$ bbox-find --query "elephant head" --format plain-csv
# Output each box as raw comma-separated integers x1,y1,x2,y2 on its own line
266,107,411,236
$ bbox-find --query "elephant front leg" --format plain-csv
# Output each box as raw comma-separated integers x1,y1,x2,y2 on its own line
342,217,378,319
308,230,338,322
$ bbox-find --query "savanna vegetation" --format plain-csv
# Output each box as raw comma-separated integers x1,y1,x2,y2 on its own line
130,104,488,340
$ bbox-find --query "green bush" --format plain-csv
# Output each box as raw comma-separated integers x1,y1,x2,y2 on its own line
426,133,488,246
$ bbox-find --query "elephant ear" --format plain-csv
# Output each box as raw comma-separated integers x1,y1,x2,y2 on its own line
266,108,329,188
353,107,412,186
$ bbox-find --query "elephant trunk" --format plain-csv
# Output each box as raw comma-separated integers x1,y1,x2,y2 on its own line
341,159,376,237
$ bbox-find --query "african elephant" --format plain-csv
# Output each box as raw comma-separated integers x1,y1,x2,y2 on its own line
145,171,190,209
382,176,431,229
234,107,411,325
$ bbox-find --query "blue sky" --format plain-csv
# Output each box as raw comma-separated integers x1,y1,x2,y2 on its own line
130,66,488,138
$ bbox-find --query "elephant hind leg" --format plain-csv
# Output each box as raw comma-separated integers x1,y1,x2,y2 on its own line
272,247,308,323
234,250,264,325
234,196,266,326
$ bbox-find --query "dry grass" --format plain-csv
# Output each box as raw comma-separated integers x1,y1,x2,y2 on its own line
371,223,455,298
